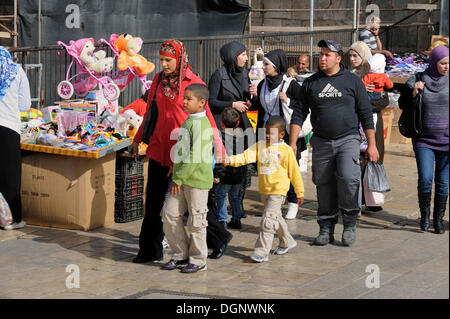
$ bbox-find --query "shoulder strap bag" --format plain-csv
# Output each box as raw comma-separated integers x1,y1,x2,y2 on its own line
141,72,163,144
398,73,423,138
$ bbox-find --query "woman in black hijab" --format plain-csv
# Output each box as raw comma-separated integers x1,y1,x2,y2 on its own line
208,41,257,225
250,49,307,220
209,41,256,131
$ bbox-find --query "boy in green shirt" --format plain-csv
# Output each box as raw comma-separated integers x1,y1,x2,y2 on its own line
161,84,213,273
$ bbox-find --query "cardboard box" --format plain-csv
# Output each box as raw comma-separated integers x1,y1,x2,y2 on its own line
21,152,116,231
390,125,412,144
382,108,394,145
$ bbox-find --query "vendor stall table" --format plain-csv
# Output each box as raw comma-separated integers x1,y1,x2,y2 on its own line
20,139,131,231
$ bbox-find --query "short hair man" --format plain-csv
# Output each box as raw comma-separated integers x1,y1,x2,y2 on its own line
359,16,393,59
296,55,310,74
289,40,379,247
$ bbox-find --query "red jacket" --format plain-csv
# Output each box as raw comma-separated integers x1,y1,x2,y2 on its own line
362,73,394,93
134,69,225,167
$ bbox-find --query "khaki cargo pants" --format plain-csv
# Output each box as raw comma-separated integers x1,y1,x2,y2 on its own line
254,194,297,259
162,185,209,267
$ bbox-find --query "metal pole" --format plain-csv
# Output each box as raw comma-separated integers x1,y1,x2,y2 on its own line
249,0,252,34
353,0,357,42
38,0,41,63
13,0,17,48
309,0,314,71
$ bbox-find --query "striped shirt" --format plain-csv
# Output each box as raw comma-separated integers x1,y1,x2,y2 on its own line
359,29,377,50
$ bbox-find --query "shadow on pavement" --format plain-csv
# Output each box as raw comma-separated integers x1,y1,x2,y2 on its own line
14,226,140,263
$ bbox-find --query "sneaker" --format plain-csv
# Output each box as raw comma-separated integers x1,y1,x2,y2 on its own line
342,226,356,246
285,203,299,220
227,219,242,229
3,221,26,230
180,263,207,273
161,258,189,270
274,241,297,255
312,231,335,246
249,254,268,263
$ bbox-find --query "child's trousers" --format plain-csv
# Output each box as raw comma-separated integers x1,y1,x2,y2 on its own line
162,185,209,267
254,195,296,258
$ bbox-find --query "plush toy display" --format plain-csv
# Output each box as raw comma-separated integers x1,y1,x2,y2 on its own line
76,38,114,73
113,34,155,76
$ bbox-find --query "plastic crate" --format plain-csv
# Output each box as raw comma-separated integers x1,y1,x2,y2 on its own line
115,175,144,199
115,156,144,178
115,197,144,223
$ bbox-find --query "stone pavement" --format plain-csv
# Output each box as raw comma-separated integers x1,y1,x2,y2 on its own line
0,145,448,299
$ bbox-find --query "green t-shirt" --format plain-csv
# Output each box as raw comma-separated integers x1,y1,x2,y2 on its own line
172,112,213,189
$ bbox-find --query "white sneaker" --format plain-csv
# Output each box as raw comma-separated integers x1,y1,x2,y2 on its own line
285,203,299,220
249,254,268,263
3,221,26,230
274,241,297,255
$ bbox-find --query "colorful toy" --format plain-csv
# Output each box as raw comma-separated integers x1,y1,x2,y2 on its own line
57,38,120,101
77,38,114,73
113,34,155,76
97,34,154,94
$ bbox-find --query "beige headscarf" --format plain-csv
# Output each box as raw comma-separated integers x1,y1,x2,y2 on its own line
348,41,372,62
348,41,373,78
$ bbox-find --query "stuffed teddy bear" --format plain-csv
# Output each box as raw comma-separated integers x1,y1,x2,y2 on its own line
113,34,155,76
122,109,143,137
76,38,114,73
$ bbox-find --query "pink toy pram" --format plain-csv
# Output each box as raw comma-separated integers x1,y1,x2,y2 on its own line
97,34,153,95
56,38,120,101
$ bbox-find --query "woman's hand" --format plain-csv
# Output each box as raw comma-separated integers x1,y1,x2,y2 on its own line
413,81,425,97
279,92,288,104
232,101,249,113
129,141,139,157
366,82,375,93
249,84,257,96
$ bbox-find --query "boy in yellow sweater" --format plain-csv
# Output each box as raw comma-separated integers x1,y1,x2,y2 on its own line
223,116,304,262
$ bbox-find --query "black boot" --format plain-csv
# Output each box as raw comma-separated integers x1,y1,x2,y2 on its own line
433,195,448,234
418,192,432,231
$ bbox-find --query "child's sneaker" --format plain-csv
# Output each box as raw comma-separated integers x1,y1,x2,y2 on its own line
161,258,188,270
274,241,297,255
249,254,268,263
180,263,207,273
3,221,26,230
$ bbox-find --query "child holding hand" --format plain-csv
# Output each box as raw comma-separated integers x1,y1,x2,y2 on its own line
222,116,304,263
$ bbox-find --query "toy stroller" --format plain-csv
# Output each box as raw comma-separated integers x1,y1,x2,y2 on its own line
98,34,154,95
56,38,120,101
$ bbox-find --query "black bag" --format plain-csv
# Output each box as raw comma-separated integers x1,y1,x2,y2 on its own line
398,74,423,138
141,73,163,144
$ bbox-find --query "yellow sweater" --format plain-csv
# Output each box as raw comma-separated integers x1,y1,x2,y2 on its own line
229,141,304,198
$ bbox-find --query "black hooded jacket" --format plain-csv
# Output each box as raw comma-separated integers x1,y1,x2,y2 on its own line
208,41,253,131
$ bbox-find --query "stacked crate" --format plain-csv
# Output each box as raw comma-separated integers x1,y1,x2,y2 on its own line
115,156,145,223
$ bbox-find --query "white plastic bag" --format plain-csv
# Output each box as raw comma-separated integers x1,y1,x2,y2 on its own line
363,165,385,206
280,76,312,138
0,192,13,228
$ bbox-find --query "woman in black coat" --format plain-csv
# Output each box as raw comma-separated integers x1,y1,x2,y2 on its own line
208,41,257,221
250,49,307,220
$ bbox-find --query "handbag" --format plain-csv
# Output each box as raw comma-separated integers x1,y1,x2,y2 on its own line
398,74,423,138
141,73,163,144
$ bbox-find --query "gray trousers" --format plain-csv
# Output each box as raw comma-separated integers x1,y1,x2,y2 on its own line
310,134,362,230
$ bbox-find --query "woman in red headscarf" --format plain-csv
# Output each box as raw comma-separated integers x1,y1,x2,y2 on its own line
130,39,224,263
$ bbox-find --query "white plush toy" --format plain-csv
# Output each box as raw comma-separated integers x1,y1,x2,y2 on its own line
78,38,114,73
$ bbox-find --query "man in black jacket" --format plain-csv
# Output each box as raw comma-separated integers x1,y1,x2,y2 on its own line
289,40,379,246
